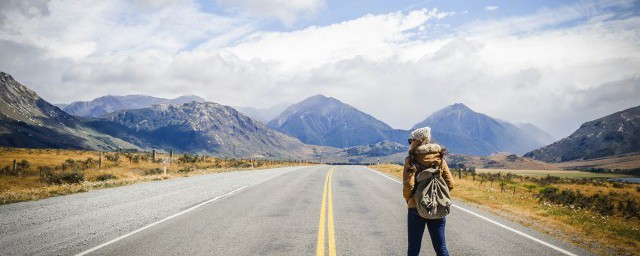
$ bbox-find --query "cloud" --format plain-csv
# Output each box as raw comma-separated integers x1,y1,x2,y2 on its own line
484,6,499,11
0,0,639,139
216,0,325,26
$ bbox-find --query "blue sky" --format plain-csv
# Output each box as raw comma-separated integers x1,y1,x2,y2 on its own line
0,0,639,138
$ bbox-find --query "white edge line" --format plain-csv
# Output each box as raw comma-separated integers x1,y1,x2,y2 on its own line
362,166,578,256
75,175,278,256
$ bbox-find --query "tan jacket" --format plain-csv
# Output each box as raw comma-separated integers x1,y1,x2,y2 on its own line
402,146,455,208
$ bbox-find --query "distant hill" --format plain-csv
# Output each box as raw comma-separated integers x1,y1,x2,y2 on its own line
234,103,290,124
0,72,138,150
63,94,206,117
267,95,408,148
413,103,549,156
524,105,640,162
88,101,327,158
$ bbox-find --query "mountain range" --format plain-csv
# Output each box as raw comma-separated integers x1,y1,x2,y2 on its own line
412,103,554,155
62,94,207,117
266,96,552,156
2,70,637,164
0,72,137,150
266,95,408,148
87,101,322,158
524,105,640,162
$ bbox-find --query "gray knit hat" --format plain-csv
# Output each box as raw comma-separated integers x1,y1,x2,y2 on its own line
409,127,431,143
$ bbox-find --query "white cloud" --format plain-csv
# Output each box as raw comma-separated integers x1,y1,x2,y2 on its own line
216,0,325,26
484,6,499,11
0,0,639,139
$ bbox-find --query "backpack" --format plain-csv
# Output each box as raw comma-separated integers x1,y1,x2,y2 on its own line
410,151,452,219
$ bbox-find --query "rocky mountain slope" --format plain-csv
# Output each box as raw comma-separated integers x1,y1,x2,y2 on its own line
524,105,640,162
413,103,549,156
0,72,138,150
267,95,408,148
63,94,206,117
89,101,327,158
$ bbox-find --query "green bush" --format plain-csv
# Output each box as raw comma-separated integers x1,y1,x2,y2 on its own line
611,182,625,188
538,187,615,216
43,171,84,184
177,167,195,173
95,173,117,181
144,168,164,176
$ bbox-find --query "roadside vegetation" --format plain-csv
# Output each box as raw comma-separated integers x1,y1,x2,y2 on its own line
371,164,640,256
0,147,311,205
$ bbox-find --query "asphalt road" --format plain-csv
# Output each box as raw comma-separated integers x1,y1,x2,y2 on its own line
0,165,594,256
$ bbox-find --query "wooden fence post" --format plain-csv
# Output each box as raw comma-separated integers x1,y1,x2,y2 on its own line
99,152,102,170
152,150,156,163
13,159,17,175
169,151,173,165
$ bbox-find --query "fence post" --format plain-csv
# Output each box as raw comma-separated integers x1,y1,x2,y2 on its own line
458,169,462,179
13,159,17,175
152,150,156,163
163,159,167,175
99,152,102,170
169,151,173,165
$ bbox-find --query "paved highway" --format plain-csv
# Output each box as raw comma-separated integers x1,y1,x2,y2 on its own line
0,166,594,256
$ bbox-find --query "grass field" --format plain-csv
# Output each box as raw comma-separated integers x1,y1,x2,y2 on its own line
477,168,631,178
371,164,640,256
0,147,310,204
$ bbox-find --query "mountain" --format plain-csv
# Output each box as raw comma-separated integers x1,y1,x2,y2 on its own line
412,103,547,156
0,72,138,150
88,101,326,158
267,95,408,148
524,105,640,162
234,103,290,123
63,94,207,117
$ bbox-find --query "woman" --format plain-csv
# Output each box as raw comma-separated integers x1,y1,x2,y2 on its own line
403,127,455,256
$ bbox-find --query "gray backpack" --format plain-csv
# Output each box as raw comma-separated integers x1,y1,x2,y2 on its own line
410,153,452,219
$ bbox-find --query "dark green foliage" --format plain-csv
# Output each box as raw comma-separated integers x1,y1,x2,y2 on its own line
143,168,163,175
178,154,201,164
537,188,617,216
42,171,84,184
617,199,640,219
1,165,14,176
17,160,30,171
95,173,117,181
105,153,120,163
612,182,625,188
177,167,195,173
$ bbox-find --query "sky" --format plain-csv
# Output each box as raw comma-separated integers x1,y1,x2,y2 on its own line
1,0,639,139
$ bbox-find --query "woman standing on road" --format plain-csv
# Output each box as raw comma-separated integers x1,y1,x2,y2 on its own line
403,127,455,256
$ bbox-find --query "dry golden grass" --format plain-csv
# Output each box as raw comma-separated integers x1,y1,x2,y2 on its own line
0,147,312,204
552,153,640,170
477,168,630,178
371,164,640,256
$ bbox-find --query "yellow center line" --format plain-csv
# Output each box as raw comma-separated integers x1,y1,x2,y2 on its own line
327,167,336,256
316,167,337,256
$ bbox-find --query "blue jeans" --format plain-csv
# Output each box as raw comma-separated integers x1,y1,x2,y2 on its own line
407,208,449,256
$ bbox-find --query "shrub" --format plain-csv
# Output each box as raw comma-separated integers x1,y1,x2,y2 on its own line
612,182,625,188
17,160,30,171
43,171,84,184
177,167,195,173
95,173,117,181
144,168,164,175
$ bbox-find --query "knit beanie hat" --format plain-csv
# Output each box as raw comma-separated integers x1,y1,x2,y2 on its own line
409,127,431,143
